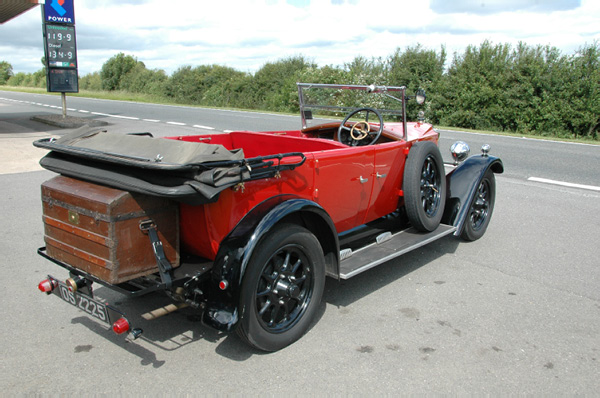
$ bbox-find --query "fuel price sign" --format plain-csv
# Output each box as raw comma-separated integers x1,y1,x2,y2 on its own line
44,24,77,68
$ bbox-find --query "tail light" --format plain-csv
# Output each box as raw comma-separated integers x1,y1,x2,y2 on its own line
112,317,130,335
38,278,58,293
219,280,229,290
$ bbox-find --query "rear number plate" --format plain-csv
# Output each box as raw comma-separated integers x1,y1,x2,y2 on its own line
55,282,109,324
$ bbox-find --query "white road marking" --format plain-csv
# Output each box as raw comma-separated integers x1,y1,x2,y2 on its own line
528,177,600,192
143,119,160,123
438,129,599,147
167,121,186,126
78,110,90,113
108,114,139,120
193,125,215,130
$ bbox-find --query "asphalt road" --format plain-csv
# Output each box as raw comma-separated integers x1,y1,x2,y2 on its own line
1,92,599,394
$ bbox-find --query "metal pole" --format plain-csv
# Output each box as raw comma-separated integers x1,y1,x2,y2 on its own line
61,92,67,118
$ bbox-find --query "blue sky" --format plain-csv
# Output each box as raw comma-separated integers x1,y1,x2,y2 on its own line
0,0,598,76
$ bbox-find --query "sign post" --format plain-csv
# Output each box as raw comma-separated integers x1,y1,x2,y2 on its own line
42,0,78,118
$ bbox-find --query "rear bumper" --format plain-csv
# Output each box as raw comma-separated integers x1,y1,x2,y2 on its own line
39,273,143,339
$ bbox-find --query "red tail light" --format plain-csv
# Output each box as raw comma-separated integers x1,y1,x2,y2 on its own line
38,279,58,293
112,317,130,335
219,280,229,290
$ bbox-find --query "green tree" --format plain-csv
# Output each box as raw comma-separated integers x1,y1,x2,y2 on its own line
568,42,600,138
120,63,167,96
252,56,316,111
439,41,514,131
165,65,202,103
100,53,139,91
387,45,446,122
0,61,13,85
80,71,102,91
7,72,26,86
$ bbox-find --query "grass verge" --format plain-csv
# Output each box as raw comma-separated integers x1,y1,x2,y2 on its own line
1,86,598,145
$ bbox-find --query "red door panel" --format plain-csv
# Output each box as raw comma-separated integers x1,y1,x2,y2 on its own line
365,141,409,222
312,147,375,233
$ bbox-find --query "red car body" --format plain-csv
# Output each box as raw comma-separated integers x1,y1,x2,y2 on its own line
175,122,438,260
34,83,502,351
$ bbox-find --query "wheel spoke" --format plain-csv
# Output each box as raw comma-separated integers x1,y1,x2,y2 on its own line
281,252,291,272
259,299,272,316
256,288,270,297
291,258,302,274
268,303,282,326
293,275,307,284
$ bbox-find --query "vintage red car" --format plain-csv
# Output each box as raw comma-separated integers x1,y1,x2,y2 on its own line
34,83,503,351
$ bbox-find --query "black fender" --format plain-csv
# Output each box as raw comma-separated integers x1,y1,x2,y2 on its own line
202,194,339,332
442,155,504,235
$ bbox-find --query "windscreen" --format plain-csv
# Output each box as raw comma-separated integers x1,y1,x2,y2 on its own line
298,83,406,128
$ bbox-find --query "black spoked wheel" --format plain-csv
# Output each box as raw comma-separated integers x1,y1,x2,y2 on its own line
403,141,447,232
237,224,325,351
420,155,443,216
461,169,496,241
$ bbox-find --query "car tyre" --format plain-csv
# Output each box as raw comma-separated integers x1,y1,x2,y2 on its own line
237,223,325,352
461,169,496,241
403,141,447,232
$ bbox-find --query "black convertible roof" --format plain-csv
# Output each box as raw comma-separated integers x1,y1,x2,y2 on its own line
34,127,304,204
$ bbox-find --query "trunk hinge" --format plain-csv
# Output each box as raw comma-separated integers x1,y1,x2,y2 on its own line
140,220,173,289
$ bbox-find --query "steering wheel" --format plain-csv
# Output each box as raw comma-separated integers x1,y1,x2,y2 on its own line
337,108,384,146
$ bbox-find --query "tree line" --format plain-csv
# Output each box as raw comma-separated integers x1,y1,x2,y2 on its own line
1,41,598,139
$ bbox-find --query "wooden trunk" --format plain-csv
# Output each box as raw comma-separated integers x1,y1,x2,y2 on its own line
41,175,180,284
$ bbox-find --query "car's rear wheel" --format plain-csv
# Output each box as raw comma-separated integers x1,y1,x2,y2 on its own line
461,169,496,241
237,224,325,352
403,141,447,232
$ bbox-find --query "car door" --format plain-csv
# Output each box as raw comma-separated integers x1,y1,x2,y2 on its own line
312,146,375,233
364,141,409,222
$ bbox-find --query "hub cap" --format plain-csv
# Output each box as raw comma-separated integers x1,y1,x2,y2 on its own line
254,245,314,333
469,179,490,231
420,155,442,217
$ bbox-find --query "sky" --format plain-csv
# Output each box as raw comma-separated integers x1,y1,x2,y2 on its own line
1,0,598,76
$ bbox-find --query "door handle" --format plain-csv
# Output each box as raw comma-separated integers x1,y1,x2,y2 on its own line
376,172,386,179
359,176,369,184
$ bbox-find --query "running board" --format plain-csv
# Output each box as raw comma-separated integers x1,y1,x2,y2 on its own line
339,224,457,279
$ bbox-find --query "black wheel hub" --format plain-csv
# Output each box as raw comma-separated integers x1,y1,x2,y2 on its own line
469,179,490,230
255,245,313,333
420,155,442,217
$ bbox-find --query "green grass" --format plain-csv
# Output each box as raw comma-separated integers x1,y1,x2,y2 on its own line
2,85,598,145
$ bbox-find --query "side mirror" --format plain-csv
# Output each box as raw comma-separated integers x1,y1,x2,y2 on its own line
415,89,426,105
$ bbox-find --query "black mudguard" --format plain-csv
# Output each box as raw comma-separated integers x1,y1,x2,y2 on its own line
442,155,504,235
202,195,338,332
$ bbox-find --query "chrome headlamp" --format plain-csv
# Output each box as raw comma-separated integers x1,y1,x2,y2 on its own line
450,141,470,164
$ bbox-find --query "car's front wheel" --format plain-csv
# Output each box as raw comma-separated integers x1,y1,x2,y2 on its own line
461,169,496,241
237,224,325,351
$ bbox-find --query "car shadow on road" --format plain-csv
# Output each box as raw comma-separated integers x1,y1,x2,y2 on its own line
66,234,461,363
68,288,230,365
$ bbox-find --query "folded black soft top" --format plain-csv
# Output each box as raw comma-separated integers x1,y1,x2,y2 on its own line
34,127,305,205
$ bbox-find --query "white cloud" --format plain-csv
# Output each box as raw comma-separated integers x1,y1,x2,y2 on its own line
0,0,597,75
